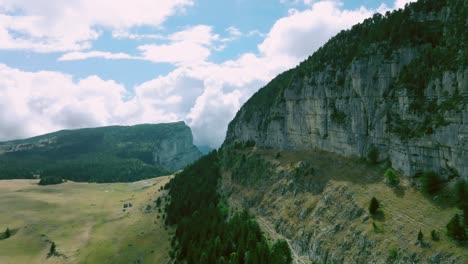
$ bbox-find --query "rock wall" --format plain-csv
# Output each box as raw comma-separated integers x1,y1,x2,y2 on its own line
153,123,202,171
226,49,468,180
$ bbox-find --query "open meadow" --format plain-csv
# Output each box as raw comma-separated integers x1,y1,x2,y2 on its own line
0,176,173,264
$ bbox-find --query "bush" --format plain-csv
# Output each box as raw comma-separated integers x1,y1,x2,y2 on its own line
369,197,380,216
388,247,398,261
431,230,439,241
420,171,443,196
455,180,468,226
367,145,379,164
446,214,465,241
384,168,400,186
48,242,57,257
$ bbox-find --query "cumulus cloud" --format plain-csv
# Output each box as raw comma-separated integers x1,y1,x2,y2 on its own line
259,1,373,59
137,25,220,66
0,0,411,148
0,0,193,52
0,64,171,141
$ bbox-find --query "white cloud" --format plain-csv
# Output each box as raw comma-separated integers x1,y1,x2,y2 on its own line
259,1,373,59
0,0,193,52
58,51,136,61
137,25,220,66
394,0,416,9
0,0,414,148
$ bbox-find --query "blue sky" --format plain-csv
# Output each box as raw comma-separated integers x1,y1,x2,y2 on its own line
0,0,413,147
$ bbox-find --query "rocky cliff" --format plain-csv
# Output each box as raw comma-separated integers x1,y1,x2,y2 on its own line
226,0,467,181
152,122,203,171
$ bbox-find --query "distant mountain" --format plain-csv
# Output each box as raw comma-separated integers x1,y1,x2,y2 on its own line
196,145,214,154
0,122,202,182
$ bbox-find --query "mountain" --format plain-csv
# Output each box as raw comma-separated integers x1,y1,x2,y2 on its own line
215,0,467,263
0,122,202,182
226,0,467,182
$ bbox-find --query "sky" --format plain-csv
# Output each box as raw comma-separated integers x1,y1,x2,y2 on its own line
0,0,415,148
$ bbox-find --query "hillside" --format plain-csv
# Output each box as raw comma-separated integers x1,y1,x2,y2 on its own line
0,122,202,182
226,0,467,181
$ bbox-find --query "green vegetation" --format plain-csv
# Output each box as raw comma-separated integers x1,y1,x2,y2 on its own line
417,229,424,243
48,242,56,257
388,247,398,261
0,228,11,240
419,171,443,196
446,214,466,242
431,230,440,241
367,145,379,164
38,176,64,186
455,180,468,226
384,168,400,186
369,197,380,216
0,123,194,182
165,151,292,263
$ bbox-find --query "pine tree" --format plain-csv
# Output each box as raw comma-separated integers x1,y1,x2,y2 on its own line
369,197,380,216
5,228,10,238
446,214,465,241
417,229,424,243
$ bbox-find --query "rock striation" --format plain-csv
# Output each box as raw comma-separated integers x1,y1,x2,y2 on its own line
226,1,467,180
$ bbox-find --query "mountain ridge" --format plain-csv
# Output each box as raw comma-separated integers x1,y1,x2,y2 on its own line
0,121,202,182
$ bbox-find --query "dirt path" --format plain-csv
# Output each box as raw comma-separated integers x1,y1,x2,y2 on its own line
255,215,309,264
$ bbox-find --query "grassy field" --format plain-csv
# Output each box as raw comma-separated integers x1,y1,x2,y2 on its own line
0,176,173,264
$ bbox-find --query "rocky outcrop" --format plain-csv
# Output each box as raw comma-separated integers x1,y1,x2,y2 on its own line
153,122,203,171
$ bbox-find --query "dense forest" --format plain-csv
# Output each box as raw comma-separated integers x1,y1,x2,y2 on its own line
165,151,292,263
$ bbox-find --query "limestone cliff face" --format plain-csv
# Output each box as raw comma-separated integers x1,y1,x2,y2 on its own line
226,0,467,180
227,50,467,180
152,123,203,171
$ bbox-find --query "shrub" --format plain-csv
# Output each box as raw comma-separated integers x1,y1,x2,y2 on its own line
388,247,398,261
384,168,400,186
48,242,57,257
420,171,443,196
38,176,63,185
4,228,10,238
367,145,379,164
369,197,380,216
446,214,465,241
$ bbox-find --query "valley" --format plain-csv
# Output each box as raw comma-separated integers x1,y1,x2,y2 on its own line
0,176,173,264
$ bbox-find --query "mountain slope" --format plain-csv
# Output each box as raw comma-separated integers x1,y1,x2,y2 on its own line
0,122,202,182
226,0,467,181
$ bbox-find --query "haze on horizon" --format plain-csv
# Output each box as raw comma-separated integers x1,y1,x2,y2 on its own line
0,0,414,148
